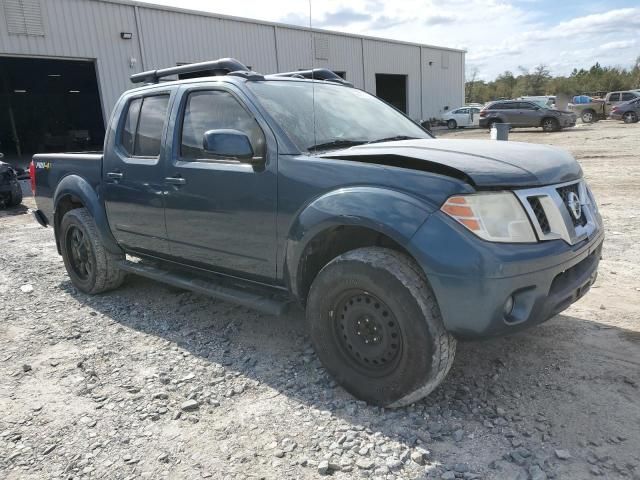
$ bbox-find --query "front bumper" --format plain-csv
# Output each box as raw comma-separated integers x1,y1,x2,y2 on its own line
609,112,623,120
409,212,603,339
560,115,577,127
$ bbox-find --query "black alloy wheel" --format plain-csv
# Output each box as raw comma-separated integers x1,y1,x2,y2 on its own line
65,225,95,281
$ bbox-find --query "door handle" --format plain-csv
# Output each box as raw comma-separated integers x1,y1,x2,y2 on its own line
165,176,187,185
106,171,123,180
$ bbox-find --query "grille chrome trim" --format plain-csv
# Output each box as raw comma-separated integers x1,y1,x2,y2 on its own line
514,180,601,245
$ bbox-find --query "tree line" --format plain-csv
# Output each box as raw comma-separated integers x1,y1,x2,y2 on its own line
465,58,640,104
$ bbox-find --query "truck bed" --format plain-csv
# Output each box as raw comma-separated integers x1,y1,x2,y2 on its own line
32,152,104,226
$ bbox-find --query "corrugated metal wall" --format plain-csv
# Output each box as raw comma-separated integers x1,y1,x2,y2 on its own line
0,0,464,121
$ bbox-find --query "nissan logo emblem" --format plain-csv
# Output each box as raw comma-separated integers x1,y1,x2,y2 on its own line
567,192,582,220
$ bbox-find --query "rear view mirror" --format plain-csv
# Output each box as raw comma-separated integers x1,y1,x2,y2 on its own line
202,129,263,164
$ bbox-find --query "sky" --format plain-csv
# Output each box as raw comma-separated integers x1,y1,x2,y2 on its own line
137,0,640,81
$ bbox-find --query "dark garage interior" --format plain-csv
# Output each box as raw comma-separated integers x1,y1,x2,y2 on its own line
375,73,407,113
0,57,105,168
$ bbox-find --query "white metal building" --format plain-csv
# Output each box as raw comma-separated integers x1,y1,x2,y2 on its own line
0,0,465,158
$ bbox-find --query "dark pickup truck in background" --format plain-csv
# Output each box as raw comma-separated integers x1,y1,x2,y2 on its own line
31,59,604,407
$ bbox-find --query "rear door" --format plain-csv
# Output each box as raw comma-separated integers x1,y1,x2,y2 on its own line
103,91,174,255
502,102,522,125
517,102,541,127
162,84,278,280
470,107,480,126
455,108,470,126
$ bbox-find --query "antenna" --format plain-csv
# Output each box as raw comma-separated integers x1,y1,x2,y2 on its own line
309,0,317,151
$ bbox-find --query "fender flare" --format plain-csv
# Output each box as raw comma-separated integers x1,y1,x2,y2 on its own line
53,174,122,254
284,186,434,299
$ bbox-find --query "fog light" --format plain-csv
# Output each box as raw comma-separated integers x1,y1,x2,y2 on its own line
504,296,514,316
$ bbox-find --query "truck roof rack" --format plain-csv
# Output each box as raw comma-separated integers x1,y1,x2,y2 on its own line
130,58,351,87
130,58,252,84
270,68,353,86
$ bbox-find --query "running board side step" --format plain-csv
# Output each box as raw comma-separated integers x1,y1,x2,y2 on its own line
117,260,292,316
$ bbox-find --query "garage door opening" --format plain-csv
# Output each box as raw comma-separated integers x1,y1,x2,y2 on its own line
0,57,104,168
375,74,407,113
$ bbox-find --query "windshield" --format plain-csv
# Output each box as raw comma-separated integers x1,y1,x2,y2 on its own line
247,81,430,152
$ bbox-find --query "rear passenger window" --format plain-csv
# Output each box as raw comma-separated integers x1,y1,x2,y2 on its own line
180,90,265,160
608,93,620,102
121,98,141,156
119,95,170,157
135,95,170,157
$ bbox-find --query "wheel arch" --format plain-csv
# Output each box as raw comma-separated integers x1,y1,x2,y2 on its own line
53,175,122,255
283,186,433,304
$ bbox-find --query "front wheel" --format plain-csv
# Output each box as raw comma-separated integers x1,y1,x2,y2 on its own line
447,119,457,130
623,111,638,123
60,208,126,294
542,117,560,132
581,110,596,123
306,247,456,407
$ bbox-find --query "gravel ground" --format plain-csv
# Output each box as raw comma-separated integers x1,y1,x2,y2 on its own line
1,120,639,480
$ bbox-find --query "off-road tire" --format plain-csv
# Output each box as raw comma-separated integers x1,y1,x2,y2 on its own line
306,247,456,407
542,117,560,132
59,208,125,294
581,110,596,123
8,188,22,207
623,111,638,124
447,119,457,130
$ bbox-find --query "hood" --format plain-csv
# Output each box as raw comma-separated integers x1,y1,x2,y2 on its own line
321,138,582,188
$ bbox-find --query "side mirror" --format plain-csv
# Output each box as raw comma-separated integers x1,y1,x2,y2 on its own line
202,129,263,164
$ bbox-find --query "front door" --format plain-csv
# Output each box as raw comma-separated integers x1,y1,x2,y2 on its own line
103,92,173,256
163,85,277,280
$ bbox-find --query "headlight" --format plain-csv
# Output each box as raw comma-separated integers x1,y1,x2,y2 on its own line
441,192,536,243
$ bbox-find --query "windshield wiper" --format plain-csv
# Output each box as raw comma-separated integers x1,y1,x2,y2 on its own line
307,140,367,152
366,135,420,144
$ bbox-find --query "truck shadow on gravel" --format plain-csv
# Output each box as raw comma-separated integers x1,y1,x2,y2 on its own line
65,274,640,477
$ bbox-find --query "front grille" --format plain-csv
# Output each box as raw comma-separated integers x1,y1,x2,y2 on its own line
528,197,550,234
557,183,587,227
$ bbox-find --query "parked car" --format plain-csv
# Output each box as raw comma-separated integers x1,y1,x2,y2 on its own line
30,59,603,407
442,106,481,129
610,97,640,123
0,159,23,208
519,96,556,108
569,90,640,123
479,100,577,132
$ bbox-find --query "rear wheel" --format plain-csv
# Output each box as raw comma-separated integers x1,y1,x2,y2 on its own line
447,119,457,130
623,111,638,123
60,208,126,294
581,110,596,123
306,247,456,407
542,117,560,132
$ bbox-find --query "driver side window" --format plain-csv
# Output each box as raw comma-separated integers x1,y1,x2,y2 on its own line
180,90,265,160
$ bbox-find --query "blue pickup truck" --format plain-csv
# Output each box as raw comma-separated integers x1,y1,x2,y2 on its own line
31,59,603,407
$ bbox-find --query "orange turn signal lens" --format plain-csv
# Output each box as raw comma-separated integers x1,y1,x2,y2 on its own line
440,196,481,232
